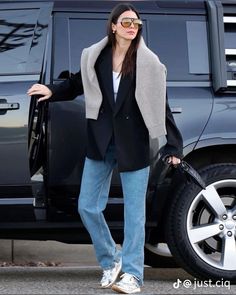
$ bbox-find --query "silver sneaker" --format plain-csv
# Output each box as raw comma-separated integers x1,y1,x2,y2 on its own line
112,273,141,294
100,259,122,288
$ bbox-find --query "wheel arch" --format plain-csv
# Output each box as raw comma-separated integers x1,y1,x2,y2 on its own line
184,144,236,170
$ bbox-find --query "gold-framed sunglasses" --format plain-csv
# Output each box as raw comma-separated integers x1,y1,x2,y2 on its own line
119,17,143,29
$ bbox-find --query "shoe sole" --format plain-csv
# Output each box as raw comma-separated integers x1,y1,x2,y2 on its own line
111,284,141,294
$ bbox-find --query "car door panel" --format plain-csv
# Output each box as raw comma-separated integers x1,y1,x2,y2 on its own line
0,2,52,195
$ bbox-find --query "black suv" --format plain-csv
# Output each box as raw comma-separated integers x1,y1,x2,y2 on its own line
1,0,236,282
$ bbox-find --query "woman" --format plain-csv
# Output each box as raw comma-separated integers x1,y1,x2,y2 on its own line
27,3,183,294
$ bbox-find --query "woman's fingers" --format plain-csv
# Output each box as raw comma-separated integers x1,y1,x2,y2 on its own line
27,84,52,101
38,95,50,102
168,156,181,165
172,157,181,165
27,84,41,95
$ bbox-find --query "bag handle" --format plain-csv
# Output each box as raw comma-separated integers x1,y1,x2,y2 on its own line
178,160,206,190
149,156,206,190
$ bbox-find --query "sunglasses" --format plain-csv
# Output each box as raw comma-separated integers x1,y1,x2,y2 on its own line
119,17,143,29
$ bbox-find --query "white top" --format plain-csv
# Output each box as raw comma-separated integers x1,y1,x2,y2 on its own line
112,71,121,101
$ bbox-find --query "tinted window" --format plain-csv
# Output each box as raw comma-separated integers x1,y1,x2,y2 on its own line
0,9,38,74
147,14,210,81
53,14,107,80
0,3,52,76
54,12,204,82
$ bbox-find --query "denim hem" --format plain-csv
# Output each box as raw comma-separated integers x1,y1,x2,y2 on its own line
102,263,115,271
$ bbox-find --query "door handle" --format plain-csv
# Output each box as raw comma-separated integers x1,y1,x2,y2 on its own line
0,99,19,111
171,107,182,114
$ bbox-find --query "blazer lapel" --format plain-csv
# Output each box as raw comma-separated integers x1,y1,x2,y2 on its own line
95,45,133,115
114,74,132,116
95,46,115,111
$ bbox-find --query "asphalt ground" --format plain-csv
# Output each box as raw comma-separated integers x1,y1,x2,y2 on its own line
0,266,234,294
0,242,235,294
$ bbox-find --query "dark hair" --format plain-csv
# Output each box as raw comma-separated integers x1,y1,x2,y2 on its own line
107,3,142,77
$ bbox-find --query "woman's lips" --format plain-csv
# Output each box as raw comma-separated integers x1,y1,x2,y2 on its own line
127,30,135,35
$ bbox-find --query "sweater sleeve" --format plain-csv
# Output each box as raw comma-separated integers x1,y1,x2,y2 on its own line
47,71,84,102
163,94,183,159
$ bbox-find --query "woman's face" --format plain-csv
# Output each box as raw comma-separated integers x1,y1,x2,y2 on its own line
112,10,141,42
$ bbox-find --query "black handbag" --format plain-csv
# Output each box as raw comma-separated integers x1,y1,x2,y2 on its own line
149,156,206,190
149,155,173,188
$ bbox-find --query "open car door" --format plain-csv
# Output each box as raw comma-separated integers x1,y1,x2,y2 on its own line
0,2,53,200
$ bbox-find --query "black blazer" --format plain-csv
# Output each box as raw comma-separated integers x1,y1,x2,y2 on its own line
48,45,183,172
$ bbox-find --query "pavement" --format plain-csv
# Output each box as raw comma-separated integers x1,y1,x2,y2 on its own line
0,240,97,266
0,240,235,294
0,266,234,294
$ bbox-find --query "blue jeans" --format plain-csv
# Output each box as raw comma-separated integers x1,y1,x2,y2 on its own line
78,145,150,285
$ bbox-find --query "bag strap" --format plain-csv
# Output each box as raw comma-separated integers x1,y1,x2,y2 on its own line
178,160,206,190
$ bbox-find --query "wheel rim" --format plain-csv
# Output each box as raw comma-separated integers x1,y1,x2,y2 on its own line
187,179,236,270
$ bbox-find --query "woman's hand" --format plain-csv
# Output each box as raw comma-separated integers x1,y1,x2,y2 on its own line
27,84,52,102
167,156,181,166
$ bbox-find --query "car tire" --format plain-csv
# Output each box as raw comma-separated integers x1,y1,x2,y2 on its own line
167,163,236,282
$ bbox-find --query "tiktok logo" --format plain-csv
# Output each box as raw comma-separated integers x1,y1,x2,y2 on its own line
173,279,182,289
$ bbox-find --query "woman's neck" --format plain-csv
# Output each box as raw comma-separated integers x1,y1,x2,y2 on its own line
112,37,131,72
114,36,131,56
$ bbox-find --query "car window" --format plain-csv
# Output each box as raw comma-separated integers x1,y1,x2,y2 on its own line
0,3,52,76
53,14,107,80
146,14,210,81
0,9,38,74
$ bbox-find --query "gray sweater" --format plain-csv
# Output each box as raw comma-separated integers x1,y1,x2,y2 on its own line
80,36,167,139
